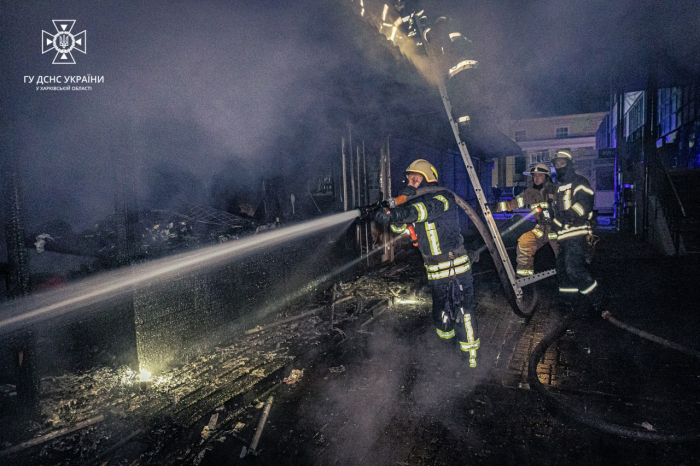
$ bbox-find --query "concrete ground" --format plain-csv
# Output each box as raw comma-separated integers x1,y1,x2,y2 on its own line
204,230,700,465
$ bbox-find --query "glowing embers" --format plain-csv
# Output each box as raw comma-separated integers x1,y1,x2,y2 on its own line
138,368,152,390
394,298,420,304
139,368,152,383
448,60,479,79
393,293,426,306
119,366,171,391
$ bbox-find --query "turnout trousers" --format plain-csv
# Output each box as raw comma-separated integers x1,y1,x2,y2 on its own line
516,225,559,277
430,271,480,367
555,235,602,312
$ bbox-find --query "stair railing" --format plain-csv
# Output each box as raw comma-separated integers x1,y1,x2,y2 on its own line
650,152,686,253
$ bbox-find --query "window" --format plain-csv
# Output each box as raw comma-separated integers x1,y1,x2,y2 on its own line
514,156,527,182
514,130,526,142
627,95,645,136
555,127,568,138
529,150,550,166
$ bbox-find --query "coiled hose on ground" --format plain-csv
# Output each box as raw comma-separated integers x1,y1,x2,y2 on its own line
527,312,700,442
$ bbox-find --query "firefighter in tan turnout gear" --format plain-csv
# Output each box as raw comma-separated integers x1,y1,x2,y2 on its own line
495,163,558,277
373,159,479,367
551,150,604,314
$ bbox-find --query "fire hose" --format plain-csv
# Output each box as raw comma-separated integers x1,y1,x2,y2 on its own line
527,312,700,442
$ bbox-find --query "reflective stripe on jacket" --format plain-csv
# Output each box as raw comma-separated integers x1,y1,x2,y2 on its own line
552,173,595,240
496,181,556,227
390,188,469,283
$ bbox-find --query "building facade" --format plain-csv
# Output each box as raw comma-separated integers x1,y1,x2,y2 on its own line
499,112,614,216
600,82,700,254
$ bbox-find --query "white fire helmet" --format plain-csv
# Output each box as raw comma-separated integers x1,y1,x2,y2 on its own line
552,150,574,164
530,163,552,178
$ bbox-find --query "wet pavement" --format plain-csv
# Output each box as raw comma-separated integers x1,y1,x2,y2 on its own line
3,230,700,465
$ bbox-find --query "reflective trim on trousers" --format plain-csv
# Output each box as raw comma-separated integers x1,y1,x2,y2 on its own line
459,338,480,368
436,328,455,340
460,315,479,367
559,287,579,293
459,338,480,351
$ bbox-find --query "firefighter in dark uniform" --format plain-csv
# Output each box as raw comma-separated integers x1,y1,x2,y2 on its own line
551,150,604,313
373,159,479,367
495,163,558,277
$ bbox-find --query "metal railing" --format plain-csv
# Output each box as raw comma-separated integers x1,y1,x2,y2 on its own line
650,153,686,253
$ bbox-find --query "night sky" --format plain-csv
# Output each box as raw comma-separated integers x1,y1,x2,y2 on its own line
1,0,699,231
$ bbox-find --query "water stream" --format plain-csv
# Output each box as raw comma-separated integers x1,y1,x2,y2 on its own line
0,211,360,334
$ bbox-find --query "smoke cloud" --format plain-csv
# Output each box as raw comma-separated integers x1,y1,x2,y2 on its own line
2,0,698,231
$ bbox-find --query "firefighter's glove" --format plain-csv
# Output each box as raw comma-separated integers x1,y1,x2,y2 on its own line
359,201,381,221
543,210,552,224
537,206,552,225
399,185,417,197
374,208,397,225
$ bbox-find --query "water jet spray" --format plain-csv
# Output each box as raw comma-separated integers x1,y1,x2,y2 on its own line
0,211,360,335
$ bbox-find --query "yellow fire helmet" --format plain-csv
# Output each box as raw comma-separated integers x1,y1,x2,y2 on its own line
405,159,438,183
530,163,551,176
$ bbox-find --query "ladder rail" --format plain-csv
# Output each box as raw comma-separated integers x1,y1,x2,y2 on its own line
414,17,551,316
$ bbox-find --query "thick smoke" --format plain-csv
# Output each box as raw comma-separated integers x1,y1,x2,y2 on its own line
1,1,357,230
3,0,699,229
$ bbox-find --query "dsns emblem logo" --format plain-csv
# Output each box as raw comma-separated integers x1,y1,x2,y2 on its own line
42,20,86,65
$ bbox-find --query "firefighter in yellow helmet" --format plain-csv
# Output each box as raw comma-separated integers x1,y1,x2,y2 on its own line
551,150,604,314
374,159,479,367
495,163,558,277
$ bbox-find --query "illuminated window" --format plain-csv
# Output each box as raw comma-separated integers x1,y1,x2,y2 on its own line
556,127,568,138
514,130,526,142
529,150,550,165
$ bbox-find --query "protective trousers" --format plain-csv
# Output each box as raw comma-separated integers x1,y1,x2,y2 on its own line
556,235,602,313
430,273,480,367
516,225,558,277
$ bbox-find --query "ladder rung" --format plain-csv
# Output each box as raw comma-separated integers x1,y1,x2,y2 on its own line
515,269,557,287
